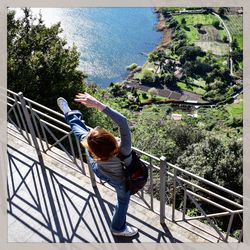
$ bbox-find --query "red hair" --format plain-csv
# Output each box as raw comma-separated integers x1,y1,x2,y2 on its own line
81,127,119,161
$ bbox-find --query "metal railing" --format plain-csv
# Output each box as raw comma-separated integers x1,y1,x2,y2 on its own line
7,89,243,242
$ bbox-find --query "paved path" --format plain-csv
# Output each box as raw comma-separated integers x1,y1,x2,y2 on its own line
212,12,234,75
7,127,237,243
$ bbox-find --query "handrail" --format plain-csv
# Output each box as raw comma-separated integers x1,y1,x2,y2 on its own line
167,162,243,199
6,89,243,242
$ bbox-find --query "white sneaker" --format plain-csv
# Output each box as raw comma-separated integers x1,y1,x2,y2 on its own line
112,225,138,237
57,97,71,114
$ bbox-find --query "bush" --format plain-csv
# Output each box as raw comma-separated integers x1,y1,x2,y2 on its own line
168,19,179,28
181,18,186,25
141,70,155,84
218,8,225,17
222,35,228,43
126,63,137,71
212,20,220,29
195,23,202,30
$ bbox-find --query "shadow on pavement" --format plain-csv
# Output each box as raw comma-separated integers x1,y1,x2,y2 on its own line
7,145,182,243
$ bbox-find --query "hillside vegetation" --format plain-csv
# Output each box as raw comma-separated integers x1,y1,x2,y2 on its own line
7,8,243,238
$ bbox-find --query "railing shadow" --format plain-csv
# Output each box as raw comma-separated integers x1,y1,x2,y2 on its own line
7,145,182,243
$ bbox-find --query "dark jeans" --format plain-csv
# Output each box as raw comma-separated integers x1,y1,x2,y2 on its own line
65,110,130,232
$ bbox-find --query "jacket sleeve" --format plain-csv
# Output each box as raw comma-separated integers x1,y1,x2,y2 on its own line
102,106,132,156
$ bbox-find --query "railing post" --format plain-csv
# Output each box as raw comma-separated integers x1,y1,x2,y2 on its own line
225,213,234,242
159,156,167,224
18,92,42,158
84,148,97,188
172,168,177,221
182,187,187,221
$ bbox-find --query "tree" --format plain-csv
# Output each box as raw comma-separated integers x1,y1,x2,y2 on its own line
195,23,202,31
222,35,228,43
177,46,206,63
8,8,87,109
218,8,225,17
194,61,212,76
141,70,155,84
173,29,187,40
230,49,243,62
181,17,186,25
177,137,243,193
149,49,168,74
161,72,177,87
212,20,220,29
168,19,179,28
231,39,239,50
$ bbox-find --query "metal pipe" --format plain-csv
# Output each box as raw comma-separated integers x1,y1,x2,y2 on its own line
75,137,86,175
84,148,96,188
29,102,46,152
159,156,166,224
185,189,226,241
176,211,232,222
149,158,154,211
182,188,187,220
172,168,177,222
42,122,74,162
39,118,69,134
132,147,160,161
167,162,243,200
14,94,31,145
68,134,77,164
225,213,234,242
176,176,243,208
186,190,233,213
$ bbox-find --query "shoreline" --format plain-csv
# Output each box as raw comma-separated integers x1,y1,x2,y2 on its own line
155,12,173,48
124,11,203,103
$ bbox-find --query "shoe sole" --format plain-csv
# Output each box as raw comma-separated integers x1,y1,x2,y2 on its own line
57,97,68,112
112,231,138,237
57,97,67,106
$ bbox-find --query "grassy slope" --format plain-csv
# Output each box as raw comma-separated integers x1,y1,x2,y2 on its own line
226,95,243,119
177,82,206,95
173,13,218,26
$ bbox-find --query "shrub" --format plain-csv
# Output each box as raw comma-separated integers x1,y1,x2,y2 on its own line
223,35,228,43
168,19,179,28
195,23,202,30
141,70,155,84
126,63,137,71
181,18,186,25
212,20,220,29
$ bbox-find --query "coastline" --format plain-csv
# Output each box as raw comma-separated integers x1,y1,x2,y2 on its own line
125,10,172,79
124,11,201,103
123,10,207,104
155,12,173,48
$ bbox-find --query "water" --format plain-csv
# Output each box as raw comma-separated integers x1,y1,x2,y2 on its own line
14,8,162,88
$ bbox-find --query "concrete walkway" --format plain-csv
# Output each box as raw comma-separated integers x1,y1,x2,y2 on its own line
7,128,236,243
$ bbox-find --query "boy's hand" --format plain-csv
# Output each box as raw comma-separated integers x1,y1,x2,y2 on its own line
74,93,106,111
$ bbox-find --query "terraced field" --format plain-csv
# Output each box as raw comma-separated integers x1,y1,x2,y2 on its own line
173,13,218,26
173,13,229,56
224,15,243,49
173,14,220,43
195,41,229,56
